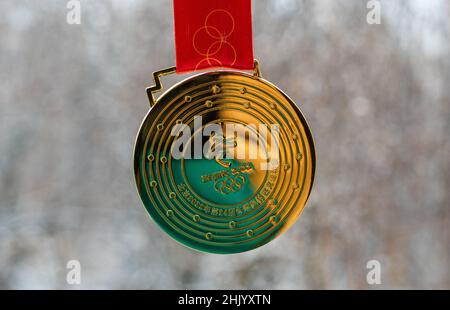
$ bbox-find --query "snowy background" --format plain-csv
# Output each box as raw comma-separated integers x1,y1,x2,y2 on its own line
0,0,449,289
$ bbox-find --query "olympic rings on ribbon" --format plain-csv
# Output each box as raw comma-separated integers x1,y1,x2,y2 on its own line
192,9,237,70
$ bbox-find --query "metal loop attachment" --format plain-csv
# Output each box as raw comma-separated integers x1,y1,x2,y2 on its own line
146,60,262,108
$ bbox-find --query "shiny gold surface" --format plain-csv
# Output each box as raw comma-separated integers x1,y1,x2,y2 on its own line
134,62,315,253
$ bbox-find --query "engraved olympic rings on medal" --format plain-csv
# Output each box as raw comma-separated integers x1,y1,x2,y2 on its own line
214,174,246,195
192,9,237,70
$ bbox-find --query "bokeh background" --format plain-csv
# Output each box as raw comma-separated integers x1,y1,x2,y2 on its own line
1,0,449,289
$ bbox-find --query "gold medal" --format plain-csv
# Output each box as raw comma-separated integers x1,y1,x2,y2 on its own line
134,61,315,253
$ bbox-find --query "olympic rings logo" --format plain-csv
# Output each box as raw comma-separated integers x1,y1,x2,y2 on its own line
192,9,237,70
214,175,246,195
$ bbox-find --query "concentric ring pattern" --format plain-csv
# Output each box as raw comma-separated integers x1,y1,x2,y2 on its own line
134,71,315,254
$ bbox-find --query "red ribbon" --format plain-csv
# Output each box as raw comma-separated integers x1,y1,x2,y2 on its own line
173,0,254,73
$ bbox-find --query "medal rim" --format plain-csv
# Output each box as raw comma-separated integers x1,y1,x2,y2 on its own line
133,69,316,254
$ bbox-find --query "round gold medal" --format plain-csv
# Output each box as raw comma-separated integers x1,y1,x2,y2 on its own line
134,62,315,253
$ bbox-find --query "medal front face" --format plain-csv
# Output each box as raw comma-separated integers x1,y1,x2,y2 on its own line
134,70,315,254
